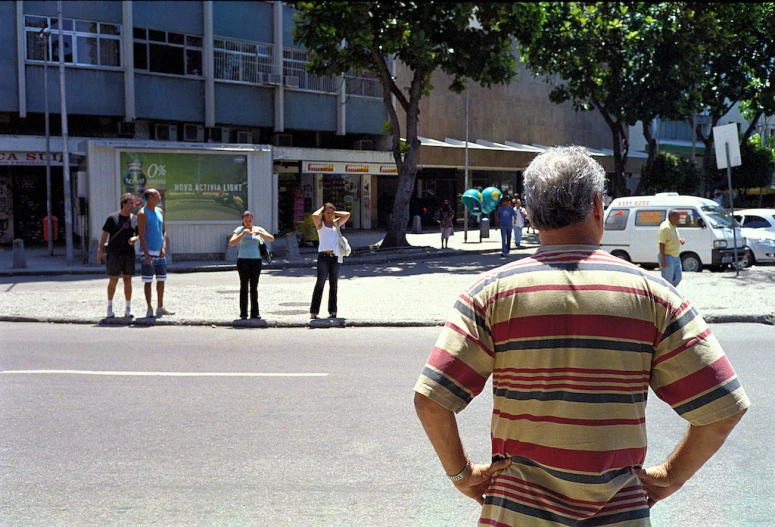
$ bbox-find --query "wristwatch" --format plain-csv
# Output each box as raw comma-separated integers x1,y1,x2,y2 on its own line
447,459,472,482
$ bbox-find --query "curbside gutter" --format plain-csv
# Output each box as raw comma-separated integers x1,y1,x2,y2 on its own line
1,313,771,328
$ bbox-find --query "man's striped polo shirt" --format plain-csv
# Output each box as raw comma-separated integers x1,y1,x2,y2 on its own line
414,245,750,526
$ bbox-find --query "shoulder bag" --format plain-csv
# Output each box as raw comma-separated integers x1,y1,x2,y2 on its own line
258,234,272,263
335,220,351,257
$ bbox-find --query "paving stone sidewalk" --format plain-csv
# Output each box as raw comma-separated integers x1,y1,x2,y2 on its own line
1,229,773,327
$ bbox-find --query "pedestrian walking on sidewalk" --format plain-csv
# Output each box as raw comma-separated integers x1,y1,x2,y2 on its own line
309,203,350,319
437,200,455,249
511,197,527,249
229,210,274,320
414,145,749,526
137,188,174,319
658,209,685,287
97,193,138,318
495,198,516,257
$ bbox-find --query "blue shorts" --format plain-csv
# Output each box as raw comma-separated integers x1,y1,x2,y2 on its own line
141,256,167,282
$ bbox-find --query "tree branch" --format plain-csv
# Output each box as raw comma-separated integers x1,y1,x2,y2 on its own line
370,48,409,112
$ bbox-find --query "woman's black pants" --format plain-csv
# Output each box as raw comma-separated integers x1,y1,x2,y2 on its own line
237,258,262,318
310,252,340,315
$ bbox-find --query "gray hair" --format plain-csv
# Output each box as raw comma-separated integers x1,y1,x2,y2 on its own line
522,146,606,230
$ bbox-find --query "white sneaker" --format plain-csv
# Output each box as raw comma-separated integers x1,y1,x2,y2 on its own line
124,309,133,318
156,306,175,317
145,307,154,318
106,307,115,318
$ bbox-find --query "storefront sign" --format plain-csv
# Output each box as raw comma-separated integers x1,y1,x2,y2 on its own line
119,151,248,221
302,161,397,176
0,151,66,166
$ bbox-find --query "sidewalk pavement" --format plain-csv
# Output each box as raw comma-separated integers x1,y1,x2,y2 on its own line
0,226,525,276
1,227,773,328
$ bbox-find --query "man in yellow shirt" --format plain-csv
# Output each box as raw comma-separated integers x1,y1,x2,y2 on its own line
658,209,685,286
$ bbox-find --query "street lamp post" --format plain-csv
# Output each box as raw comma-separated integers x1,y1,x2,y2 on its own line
463,86,469,243
38,25,53,256
56,0,73,265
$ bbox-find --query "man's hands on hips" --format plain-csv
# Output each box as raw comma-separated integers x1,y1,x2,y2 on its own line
453,458,512,505
635,464,684,508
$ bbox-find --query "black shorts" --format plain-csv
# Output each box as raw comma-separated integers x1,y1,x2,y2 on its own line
106,252,136,276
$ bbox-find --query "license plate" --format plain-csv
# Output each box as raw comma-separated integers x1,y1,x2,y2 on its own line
722,256,733,263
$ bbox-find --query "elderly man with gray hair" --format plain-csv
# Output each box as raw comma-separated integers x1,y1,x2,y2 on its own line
414,146,749,526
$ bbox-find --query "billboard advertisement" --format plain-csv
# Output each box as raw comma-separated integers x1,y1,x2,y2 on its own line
119,151,248,221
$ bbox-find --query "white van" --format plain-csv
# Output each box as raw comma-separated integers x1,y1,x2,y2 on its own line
601,193,750,271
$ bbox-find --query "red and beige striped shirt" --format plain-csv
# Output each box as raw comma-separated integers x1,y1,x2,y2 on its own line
414,245,750,526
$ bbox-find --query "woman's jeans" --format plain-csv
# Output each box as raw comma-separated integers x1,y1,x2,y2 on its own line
237,258,262,318
310,252,341,315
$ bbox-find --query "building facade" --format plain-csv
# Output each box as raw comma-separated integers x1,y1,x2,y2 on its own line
0,0,390,257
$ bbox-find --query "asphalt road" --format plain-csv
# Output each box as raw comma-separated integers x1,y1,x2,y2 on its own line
0,323,772,527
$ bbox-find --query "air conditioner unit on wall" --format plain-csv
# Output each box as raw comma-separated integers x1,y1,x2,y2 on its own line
117,121,136,138
284,76,299,88
184,124,205,142
354,139,373,150
155,124,178,141
272,133,292,147
236,131,253,144
206,126,230,143
266,73,282,85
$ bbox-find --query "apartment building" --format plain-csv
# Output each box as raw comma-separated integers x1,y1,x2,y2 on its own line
0,1,390,258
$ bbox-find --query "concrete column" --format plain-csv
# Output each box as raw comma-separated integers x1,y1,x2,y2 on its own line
122,1,135,121
16,1,26,118
203,0,215,127
273,1,284,132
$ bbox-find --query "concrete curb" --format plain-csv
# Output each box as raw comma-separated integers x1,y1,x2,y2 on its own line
0,313,770,328
0,246,510,277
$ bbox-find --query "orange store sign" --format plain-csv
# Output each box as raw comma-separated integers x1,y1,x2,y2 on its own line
302,161,397,176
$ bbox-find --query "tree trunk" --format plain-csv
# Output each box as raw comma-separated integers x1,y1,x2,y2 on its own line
380,67,425,248
635,120,657,195
609,127,627,197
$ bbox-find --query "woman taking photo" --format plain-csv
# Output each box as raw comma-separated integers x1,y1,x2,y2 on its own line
310,203,350,319
229,211,274,320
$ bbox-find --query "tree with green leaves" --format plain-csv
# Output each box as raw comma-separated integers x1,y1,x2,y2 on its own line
637,152,703,196
689,3,769,194
520,3,708,198
292,2,544,247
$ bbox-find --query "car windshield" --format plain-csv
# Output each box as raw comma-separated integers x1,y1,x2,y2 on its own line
701,205,739,229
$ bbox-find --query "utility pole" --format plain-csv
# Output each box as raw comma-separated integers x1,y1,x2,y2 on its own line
39,25,53,256
57,1,73,265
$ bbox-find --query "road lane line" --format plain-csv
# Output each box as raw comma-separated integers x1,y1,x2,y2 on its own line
1,370,328,377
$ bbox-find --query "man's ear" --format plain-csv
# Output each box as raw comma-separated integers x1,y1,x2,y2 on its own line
593,192,604,219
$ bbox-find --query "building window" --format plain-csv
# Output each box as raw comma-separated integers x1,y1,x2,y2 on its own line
214,36,274,84
283,48,338,92
345,70,384,98
25,15,121,68
134,27,202,76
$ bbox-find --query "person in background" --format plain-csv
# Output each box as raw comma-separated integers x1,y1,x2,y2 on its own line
495,198,517,257
309,203,350,319
658,209,686,287
713,189,724,207
97,193,138,318
137,188,174,319
414,146,748,526
229,210,274,320
437,200,455,249
511,197,527,249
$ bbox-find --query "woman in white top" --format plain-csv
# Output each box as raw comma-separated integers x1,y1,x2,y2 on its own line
310,202,350,319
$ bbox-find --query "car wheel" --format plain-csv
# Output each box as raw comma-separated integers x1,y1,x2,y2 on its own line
681,252,702,272
738,250,753,268
611,250,631,262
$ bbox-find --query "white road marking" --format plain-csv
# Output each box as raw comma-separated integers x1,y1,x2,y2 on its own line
1,370,328,377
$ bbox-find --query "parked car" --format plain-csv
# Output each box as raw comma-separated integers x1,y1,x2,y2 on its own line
733,208,775,236
741,226,775,265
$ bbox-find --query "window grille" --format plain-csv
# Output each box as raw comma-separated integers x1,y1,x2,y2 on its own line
282,48,338,93
214,36,275,84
